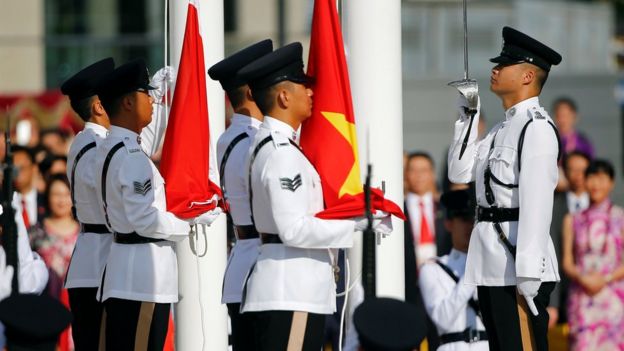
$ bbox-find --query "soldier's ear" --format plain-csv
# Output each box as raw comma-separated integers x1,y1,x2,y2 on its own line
92,99,106,116
121,94,135,111
276,86,289,109
523,67,536,86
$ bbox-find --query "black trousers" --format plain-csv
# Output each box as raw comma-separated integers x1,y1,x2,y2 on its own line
227,303,256,351
103,298,170,351
478,283,555,351
68,287,104,351
250,310,326,351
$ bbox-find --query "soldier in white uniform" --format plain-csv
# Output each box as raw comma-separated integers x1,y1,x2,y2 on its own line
93,59,217,350
208,39,272,351
447,27,562,351
61,58,175,350
237,43,388,350
419,189,488,351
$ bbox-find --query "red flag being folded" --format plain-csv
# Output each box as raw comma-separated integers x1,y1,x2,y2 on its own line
160,0,222,219
301,0,405,220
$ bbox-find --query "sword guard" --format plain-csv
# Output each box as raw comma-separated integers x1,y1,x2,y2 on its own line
448,79,479,111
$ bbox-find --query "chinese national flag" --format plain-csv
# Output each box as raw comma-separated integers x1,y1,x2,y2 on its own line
160,0,222,219
301,0,405,220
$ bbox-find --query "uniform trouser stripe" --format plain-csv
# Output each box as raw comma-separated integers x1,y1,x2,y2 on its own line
98,310,107,351
286,311,308,351
516,291,537,351
134,302,156,351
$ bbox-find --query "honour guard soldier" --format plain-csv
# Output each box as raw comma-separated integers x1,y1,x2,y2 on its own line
208,39,273,351
238,42,389,350
419,189,488,350
447,27,562,351
93,59,216,350
353,297,427,351
61,58,174,350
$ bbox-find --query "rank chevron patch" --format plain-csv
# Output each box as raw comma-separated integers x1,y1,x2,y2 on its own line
279,174,302,192
133,179,152,196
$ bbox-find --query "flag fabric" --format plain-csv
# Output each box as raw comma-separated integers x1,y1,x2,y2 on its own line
160,0,222,219
301,0,405,220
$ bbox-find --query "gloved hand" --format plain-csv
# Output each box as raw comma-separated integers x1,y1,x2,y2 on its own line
190,207,223,226
517,277,541,316
456,93,480,121
149,66,176,103
0,249,14,301
354,214,393,235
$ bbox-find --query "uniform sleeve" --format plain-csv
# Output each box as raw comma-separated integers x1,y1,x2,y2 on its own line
140,102,168,157
15,209,48,294
516,121,559,279
419,263,476,331
447,112,482,184
119,153,190,240
261,148,355,249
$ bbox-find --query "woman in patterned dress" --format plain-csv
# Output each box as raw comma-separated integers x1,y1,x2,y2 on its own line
562,159,624,351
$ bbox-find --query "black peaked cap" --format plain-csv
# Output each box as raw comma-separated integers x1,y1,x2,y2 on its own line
490,26,562,72
238,42,312,90
60,57,115,101
440,189,475,219
208,39,273,91
354,297,427,351
95,58,156,107
0,294,72,351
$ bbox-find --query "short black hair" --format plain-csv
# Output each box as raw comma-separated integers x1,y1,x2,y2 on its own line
563,150,591,170
226,86,247,110
101,93,130,119
585,159,615,180
553,96,577,113
69,96,94,121
38,154,68,178
535,67,549,91
251,85,277,115
11,145,35,164
406,151,435,169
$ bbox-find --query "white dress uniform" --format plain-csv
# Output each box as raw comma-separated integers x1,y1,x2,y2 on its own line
448,96,560,286
65,104,169,290
242,116,355,314
217,113,262,304
419,249,489,351
94,126,190,303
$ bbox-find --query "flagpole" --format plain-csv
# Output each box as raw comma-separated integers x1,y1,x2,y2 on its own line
344,0,405,300
170,1,228,350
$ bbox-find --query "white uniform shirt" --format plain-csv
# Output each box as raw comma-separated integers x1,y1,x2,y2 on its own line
65,105,170,289
405,192,437,266
242,116,355,314
94,126,190,303
419,250,488,351
448,97,560,286
216,113,262,304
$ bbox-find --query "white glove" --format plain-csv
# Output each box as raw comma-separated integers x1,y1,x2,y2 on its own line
191,208,223,226
517,277,541,316
456,94,480,121
354,215,393,235
0,249,14,301
149,66,176,102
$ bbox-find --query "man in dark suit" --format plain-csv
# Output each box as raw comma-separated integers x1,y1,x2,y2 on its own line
548,150,590,326
403,151,451,350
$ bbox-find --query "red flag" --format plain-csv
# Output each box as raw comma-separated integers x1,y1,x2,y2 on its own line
160,1,222,219
301,0,405,220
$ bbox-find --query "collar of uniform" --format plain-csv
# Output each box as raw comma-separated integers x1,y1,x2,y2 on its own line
504,96,540,121
262,116,297,142
449,248,467,263
231,113,262,130
84,122,108,137
109,125,139,141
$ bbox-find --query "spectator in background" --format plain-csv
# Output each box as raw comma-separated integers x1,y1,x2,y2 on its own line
548,151,591,328
12,145,45,230
562,159,624,351
40,128,71,156
554,97,594,159
38,154,68,182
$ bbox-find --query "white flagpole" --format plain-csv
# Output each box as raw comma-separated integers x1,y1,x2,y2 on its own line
344,0,405,300
170,1,228,350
